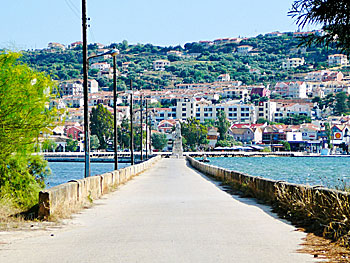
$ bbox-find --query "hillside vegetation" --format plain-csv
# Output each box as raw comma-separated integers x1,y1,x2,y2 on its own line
20,33,343,91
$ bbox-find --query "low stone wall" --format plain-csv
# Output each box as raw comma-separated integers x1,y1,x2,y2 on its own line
187,156,350,246
39,156,161,219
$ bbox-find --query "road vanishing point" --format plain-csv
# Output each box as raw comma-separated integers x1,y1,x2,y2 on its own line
0,158,317,263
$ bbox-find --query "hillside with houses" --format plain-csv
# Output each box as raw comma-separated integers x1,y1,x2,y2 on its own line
16,30,350,154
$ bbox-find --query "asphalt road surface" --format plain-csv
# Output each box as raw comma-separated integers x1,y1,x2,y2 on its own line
0,158,316,263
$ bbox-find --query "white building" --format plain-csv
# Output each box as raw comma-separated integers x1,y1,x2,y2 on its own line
217,73,230,82
236,45,253,54
273,102,312,122
62,97,84,108
274,81,307,99
282,57,305,69
255,101,277,122
265,31,283,37
223,88,250,100
58,82,83,96
153,60,170,71
328,54,348,67
90,62,110,71
48,42,66,51
88,79,99,93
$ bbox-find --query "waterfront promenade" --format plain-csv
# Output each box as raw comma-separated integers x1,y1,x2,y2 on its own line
0,158,315,262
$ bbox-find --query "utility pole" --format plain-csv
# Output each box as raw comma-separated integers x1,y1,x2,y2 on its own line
82,0,90,178
145,98,148,159
140,94,143,161
113,55,118,170
130,80,134,165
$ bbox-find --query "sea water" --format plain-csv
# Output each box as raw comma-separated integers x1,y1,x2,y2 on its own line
206,157,350,189
46,162,130,188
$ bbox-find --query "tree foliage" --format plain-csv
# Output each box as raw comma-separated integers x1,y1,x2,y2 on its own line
181,118,208,151
151,133,167,151
90,135,100,150
215,110,230,141
280,114,312,125
66,137,79,152
0,52,56,208
90,104,114,149
313,92,350,116
289,0,350,54
42,139,57,152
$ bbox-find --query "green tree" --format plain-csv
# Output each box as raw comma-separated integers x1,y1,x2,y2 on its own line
42,139,57,152
90,135,100,150
257,118,270,124
66,137,78,152
151,133,167,151
290,0,350,53
181,118,208,151
281,141,291,151
117,117,130,149
280,114,312,125
90,104,113,149
0,52,56,208
215,110,230,141
334,92,349,116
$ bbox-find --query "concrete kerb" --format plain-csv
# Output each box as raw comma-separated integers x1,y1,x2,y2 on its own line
187,155,346,205
186,155,350,236
38,155,162,220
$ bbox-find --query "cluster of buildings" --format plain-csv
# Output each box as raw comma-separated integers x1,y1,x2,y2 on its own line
228,120,350,154
42,36,350,153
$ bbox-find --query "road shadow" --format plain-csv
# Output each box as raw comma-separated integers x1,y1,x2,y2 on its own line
184,160,295,225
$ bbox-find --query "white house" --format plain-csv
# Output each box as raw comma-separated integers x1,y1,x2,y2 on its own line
274,81,307,99
88,79,99,93
90,62,110,71
282,57,305,69
328,54,348,67
48,42,66,51
217,73,230,82
236,45,253,54
153,60,170,71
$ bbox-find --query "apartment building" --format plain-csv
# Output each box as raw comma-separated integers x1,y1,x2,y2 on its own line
273,102,312,122
256,101,277,122
274,81,307,99
282,57,305,69
90,62,110,71
223,88,250,100
58,82,83,96
328,54,348,67
217,73,230,82
236,45,253,54
153,60,170,71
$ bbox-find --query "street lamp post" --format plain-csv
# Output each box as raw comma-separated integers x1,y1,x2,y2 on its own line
140,94,143,162
112,54,119,170
130,80,134,165
145,98,148,159
87,49,119,171
82,0,89,178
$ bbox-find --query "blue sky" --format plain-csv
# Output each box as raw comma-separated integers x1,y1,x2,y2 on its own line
1,0,310,50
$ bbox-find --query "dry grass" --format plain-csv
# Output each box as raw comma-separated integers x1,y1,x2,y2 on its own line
274,184,350,247
0,197,29,230
299,232,350,262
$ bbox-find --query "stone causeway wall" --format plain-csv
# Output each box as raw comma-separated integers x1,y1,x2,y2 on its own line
38,155,161,219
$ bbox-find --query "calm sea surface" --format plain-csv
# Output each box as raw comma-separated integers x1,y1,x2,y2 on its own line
46,162,130,188
206,157,350,189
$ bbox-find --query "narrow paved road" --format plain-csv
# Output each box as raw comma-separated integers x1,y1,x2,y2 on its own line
0,158,315,263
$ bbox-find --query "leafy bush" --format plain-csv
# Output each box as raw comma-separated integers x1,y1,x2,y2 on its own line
0,52,56,209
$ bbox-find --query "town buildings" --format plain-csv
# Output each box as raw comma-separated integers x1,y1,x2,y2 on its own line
282,58,305,69
328,54,348,67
